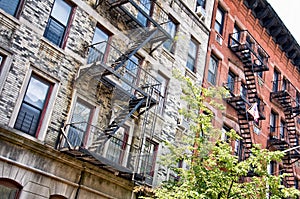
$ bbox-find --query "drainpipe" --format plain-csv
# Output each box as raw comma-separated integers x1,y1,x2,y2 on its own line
74,168,85,199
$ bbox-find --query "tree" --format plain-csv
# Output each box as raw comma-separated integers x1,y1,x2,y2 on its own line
136,71,300,199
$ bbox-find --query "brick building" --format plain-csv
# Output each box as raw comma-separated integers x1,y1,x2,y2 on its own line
203,0,300,189
0,0,213,198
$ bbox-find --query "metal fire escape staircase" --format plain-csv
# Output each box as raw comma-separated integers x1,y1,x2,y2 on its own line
269,81,300,187
58,0,171,181
226,30,269,160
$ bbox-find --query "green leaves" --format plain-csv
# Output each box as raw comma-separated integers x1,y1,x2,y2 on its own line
137,71,300,199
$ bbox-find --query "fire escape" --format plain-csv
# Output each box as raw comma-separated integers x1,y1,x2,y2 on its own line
225,30,269,160
269,80,300,187
57,0,171,184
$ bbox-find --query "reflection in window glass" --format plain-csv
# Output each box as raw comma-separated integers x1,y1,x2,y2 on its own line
163,19,177,52
0,0,20,16
0,182,20,199
186,39,198,72
15,75,51,136
44,0,72,47
137,0,151,26
87,27,109,64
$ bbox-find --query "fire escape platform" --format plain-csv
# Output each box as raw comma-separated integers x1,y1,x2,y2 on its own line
60,147,137,179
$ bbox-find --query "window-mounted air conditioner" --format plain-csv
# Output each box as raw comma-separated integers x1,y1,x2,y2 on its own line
195,6,206,21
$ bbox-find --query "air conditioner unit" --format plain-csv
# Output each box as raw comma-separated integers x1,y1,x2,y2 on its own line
216,34,223,45
177,115,189,130
195,6,206,21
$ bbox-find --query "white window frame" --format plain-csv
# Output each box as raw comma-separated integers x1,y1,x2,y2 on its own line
0,48,13,94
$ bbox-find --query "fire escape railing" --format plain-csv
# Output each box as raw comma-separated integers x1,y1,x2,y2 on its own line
225,30,269,160
58,122,155,181
269,79,300,187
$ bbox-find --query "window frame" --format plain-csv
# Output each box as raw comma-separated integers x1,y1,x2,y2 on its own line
196,0,206,9
0,178,22,199
186,37,199,72
163,16,178,53
0,0,25,18
14,74,53,137
207,55,219,85
215,6,225,35
156,72,169,115
43,0,76,48
87,25,112,64
272,69,280,92
227,70,236,94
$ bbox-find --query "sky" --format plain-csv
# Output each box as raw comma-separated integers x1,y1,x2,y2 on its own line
267,0,300,43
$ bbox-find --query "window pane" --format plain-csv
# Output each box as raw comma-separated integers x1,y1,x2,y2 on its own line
0,184,19,199
0,0,20,16
15,103,41,136
24,77,50,110
163,20,176,51
216,8,223,23
137,0,151,26
44,18,66,46
51,0,72,26
15,75,51,136
88,27,109,64
197,0,206,8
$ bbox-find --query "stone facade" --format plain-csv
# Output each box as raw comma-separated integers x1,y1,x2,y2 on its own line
0,0,213,198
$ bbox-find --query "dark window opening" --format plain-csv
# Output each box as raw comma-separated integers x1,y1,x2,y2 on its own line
272,70,280,92
227,71,236,94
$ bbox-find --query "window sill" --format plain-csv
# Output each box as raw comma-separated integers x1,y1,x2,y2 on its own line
185,67,197,80
0,9,21,27
162,47,176,62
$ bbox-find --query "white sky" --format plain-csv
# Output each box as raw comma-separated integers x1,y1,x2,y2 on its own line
267,0,300,43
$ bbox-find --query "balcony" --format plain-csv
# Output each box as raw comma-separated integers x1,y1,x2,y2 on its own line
270,80,300,116
58,122,155,181
77,40,162,102
268,126,289,151
107,0,169,29
223,80,265,120
228,30,269,73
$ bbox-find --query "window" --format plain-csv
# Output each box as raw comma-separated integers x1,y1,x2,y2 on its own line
14,75,53,137
268,161,275,175
282,78,287,91
67,99,94,147
0,178,21,199
196,0,206,9
280,120,285,139
207,56,218,85
232,24,241,43
44,0,74,47
272,70,280,92
122,55,140,92
0,0,23,17
106,126,129,165
240,83,247,99
227,71,236,94
270,111,277,135
137,0,151,27
221,125,230,141
0,54,5,74
234,139,241,157
87,26,110,64
296,91,300,107
163,18,177,53
156,73,168,115
215,7,225,35
140,139,158,177
186,38,198,72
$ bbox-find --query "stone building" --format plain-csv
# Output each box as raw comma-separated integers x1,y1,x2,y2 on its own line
203,0,300,189
0,0,213,198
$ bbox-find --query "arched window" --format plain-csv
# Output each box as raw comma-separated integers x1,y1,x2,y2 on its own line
50,195,67,199
0,178,22,199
